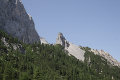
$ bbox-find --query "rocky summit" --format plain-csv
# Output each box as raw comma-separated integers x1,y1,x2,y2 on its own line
0,0,40,43
56,32,85,61
56,32,120,67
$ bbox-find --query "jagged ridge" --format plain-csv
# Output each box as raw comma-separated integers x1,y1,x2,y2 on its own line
56,32,85,61
1,30,120,80
55,32,120,67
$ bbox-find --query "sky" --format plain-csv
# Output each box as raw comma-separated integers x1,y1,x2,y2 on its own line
22,0,120,62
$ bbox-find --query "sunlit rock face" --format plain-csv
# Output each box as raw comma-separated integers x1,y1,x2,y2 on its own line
56,32,120,66
40,37,48,44
91,49,120,67
56,32,85,61
56,32,69,48
0,0,40,43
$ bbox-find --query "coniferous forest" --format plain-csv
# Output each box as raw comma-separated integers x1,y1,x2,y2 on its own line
0,30,120,80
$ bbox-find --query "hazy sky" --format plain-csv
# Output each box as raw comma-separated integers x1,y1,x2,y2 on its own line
22,0,120,61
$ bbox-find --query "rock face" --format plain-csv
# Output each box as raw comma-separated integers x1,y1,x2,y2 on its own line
40,37,48,44
56,32,85,61
56,32,69,48
56,32,120,66
0,0,40,43
91,49,120,67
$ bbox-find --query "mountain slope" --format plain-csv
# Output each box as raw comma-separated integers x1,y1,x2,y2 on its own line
56,32,85,61
56,32,120,67
0,0,120,80
91,49,120,67
0,30,120,80
0,0,40,43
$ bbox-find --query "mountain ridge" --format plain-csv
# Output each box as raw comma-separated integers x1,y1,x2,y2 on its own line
1,29,120,80
40,32,120,67
54,32,120,67
0,0,120,79
56,32,85,61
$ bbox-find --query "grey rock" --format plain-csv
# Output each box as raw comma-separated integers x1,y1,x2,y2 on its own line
56,32,85,61
56,32,69,48
1,37,9,47
40,37,49,44
56,32,120,65
0,0,40,43
91,49,120,67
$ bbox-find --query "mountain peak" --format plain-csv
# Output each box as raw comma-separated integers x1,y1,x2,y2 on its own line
57,32,66,40
56,32,67,47
0,0,40,43
58,32,63,36
56,32,85,61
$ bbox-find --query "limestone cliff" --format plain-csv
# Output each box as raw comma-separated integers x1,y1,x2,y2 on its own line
0,0,40,43
56,32,85,61
56,32,120,67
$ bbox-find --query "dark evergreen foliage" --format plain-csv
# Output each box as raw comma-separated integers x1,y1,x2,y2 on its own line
0,30,120,80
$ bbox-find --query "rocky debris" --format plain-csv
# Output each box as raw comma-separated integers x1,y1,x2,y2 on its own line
56,32,85,61
1,37,25,54
1,37,9,47
66,42,85,61
12,44,17,50
91,49,120,67
0,0,40,43
40,37,49,44
1,36,25,53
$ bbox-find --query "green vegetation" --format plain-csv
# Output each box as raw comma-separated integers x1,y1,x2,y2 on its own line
0,30,120,80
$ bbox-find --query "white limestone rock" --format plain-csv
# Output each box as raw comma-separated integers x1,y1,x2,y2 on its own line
56,32,85,61
91,49,120,67
1,37,9,47
40,37,49,44
66,42,85,61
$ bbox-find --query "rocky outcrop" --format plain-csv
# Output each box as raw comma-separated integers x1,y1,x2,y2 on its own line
56,32,69,48
40,37,48,44
91,49,120,67
56,32,120,66
0,0,40,43
56,32,85,61
1,36,25,53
